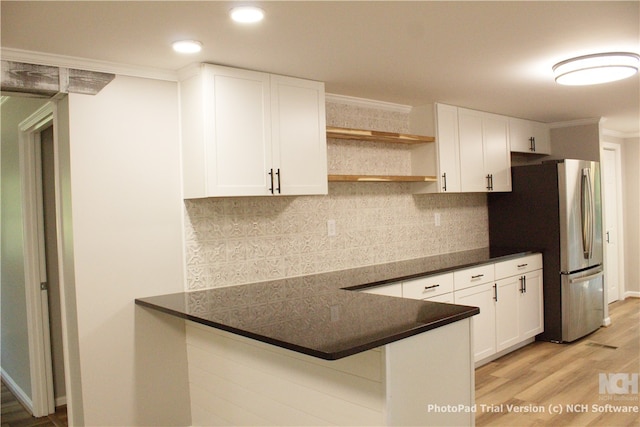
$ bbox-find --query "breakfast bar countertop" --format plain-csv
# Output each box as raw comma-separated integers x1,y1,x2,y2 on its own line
135,247,534,360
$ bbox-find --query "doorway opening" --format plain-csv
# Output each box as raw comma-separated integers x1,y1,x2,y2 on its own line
8,100,67,418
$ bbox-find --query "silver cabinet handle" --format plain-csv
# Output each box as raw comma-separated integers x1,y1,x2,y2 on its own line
268,169,275,194
519,275,527,293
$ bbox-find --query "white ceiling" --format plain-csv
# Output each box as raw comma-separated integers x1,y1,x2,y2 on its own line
2,1,639,134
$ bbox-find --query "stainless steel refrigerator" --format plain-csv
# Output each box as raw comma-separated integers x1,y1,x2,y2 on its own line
488,159,604,342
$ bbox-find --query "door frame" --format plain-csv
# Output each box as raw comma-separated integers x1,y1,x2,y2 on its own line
600,141,626,303
19,102,57,417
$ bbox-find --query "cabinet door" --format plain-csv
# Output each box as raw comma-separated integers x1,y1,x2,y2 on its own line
509,118,550,155
454,282,496,361
495,276,521,352
205,65,272,196
458,108,487,192
531,122,551,154
520,269,544,339
435,104,461,192
271,76,328,195
508,117,534,153
483,113,511,191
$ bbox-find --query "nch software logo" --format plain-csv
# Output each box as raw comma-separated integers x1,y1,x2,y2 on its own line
599,373,639,395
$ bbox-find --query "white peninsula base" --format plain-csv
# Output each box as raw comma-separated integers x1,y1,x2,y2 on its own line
185,318,474,426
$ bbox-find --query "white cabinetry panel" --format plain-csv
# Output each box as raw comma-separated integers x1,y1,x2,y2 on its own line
434,103,461,192
180,64,327,198
454,282,497,361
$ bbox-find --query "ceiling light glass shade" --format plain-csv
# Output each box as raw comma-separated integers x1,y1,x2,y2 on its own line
172,40,202,54
230,6,265,23
553,52,639,86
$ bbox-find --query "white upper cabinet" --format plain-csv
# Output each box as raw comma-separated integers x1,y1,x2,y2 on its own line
458,108,511,192
271,75,328,196
509,117,551,155
434,103,461,192
180,64,327,198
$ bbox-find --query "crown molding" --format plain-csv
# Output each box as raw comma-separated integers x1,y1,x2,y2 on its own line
0,48,177,82
325,93,412,114
548,118,601,129
601,128,640,139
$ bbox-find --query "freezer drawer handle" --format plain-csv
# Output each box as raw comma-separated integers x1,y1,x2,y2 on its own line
569,270,604,284
424,284,440,291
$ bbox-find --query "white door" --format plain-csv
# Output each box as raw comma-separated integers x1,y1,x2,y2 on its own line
602,146,621,303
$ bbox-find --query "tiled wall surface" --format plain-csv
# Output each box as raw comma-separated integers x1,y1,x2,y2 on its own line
184,101,489,290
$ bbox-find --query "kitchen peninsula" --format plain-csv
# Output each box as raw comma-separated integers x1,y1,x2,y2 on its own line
137,248,536,426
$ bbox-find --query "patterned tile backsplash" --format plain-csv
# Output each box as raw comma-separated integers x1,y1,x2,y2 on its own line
184,100,489,290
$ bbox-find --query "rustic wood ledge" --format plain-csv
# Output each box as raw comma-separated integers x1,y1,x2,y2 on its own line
1,60,115,97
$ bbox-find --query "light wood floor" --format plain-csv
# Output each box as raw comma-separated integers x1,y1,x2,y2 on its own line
476,297,639,427
1,382,67,427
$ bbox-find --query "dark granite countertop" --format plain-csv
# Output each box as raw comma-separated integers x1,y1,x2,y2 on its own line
136,247,535,360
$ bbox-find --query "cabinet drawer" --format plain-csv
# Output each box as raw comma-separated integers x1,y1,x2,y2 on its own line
424,292,454,304
454,264,495,291
361,283,402,297
494,254,542,279
402,273,454,300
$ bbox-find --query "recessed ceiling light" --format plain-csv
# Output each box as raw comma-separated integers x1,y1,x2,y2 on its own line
172,40,203,54
553,52,639,86
230,6,265,24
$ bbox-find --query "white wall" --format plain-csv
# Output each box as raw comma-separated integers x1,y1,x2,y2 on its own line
64,75,191,425
550,122,601,161
1,96,48,402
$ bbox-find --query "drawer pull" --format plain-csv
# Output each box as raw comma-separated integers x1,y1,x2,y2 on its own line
517,263,528,268
471,274,484,279
424,284,440,291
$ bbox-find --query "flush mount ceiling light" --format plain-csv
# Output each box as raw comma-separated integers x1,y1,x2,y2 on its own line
230,6,265,23
172,40,202,54
553,52,640,86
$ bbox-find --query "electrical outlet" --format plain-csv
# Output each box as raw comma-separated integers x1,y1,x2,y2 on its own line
327,219,336,236
435,212,441,227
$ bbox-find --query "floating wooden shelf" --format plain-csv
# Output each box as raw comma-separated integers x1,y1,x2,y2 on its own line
328,174,438,183
326,126,435,144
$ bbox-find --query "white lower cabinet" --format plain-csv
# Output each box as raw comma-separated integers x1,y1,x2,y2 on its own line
361,254,543,365
454,253,544,364
454,282,497,361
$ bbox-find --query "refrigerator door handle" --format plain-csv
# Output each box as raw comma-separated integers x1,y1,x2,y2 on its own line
581,168,594,259
568,269,603,284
